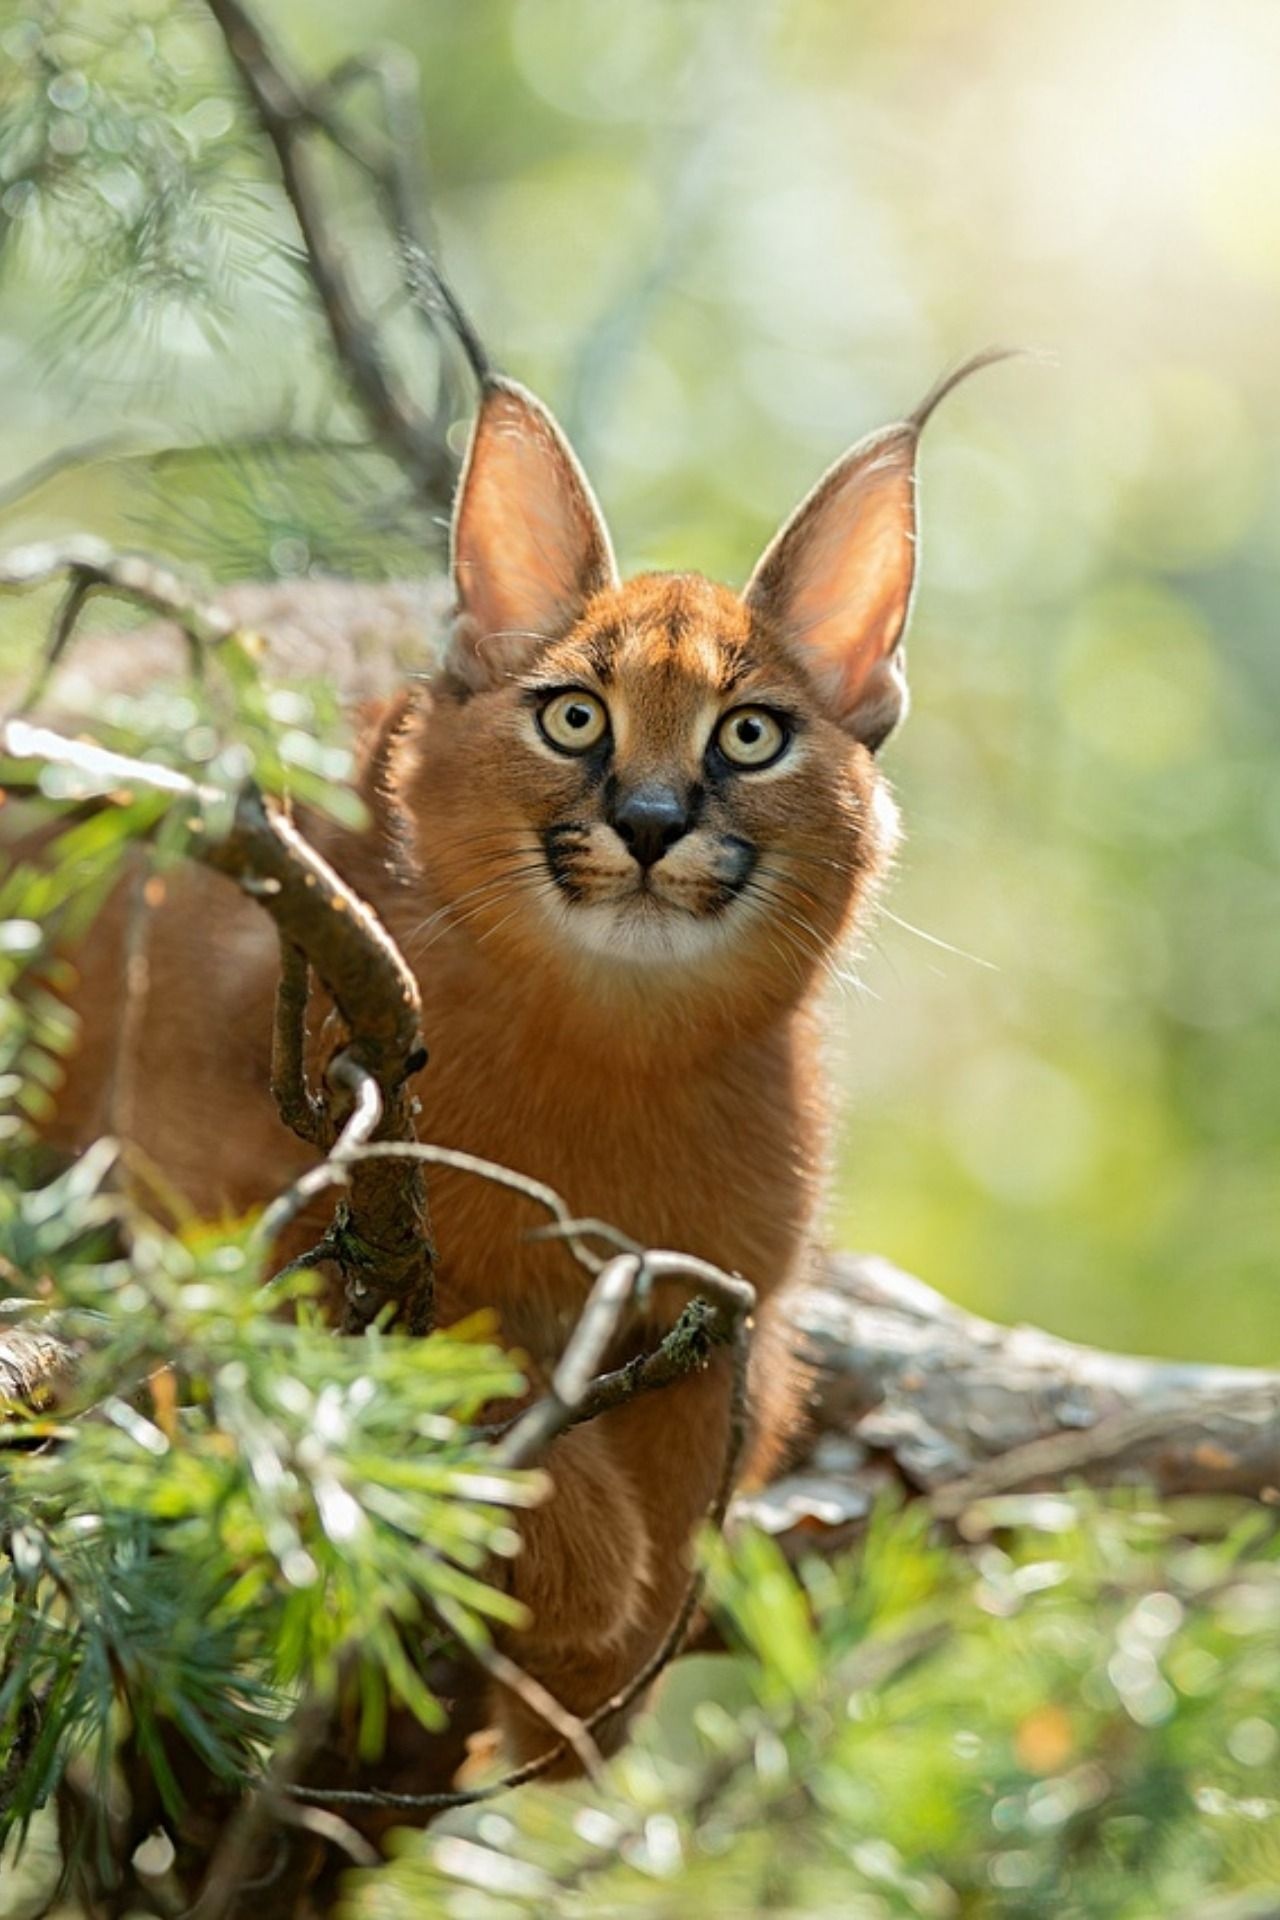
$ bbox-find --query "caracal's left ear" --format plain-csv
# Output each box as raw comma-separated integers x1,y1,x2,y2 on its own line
744,348,1020,750
448,376,618,692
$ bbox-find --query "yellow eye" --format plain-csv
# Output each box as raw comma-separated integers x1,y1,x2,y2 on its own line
537,690,609,755
716,706,789,769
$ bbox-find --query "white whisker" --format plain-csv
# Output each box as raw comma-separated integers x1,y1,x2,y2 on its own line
878,907,999,972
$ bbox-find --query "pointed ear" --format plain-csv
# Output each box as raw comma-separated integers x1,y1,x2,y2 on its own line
448,376,618,692
744,349,1026,747
744,422,919,750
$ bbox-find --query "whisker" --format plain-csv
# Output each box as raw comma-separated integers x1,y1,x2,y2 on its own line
747,878,874,1002
474,883,557,949
403,872,523,945
878,907,999,972
415,879,548,957
406,862,549,956
782,848,862,878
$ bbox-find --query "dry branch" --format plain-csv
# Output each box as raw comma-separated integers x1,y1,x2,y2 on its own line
0,537,236,715
0,537,236,647
744,1252,1280,1546
1,718,433,1333
203,0,479,504
239,1181,758,1829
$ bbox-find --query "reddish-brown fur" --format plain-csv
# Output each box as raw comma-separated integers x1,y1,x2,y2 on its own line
18,373,930,1766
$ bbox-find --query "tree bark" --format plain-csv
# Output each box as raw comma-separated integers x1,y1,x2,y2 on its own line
742,1253,1280,1545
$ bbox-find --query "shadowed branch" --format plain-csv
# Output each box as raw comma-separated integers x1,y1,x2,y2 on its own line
202,0,491,502
1,717,433,1335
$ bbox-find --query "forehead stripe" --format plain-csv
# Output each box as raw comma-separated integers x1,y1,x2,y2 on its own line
580,623,621,681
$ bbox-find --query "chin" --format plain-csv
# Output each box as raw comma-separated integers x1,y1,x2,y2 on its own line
551,895,740,969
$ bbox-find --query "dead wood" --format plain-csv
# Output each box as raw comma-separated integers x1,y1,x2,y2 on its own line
742,1252,1280,1544
1,718,434,1335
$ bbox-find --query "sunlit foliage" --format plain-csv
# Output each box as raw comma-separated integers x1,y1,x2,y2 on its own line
0,1147,534,1853
360,1506,1280,1918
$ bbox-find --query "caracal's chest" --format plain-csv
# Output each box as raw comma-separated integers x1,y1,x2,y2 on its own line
412,986,822,1351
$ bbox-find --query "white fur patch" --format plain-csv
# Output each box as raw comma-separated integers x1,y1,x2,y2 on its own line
549,894,739,968
869,779,902,860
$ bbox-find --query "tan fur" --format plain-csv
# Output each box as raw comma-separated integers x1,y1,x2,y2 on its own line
12,378,924,1769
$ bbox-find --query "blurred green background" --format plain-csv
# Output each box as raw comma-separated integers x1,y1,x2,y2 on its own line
2,0,1277,1362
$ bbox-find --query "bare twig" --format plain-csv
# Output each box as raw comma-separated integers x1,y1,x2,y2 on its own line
188,1691,346,1920
443,1631,605,1786
558,1296,727,1430
272,1800,378,1868
286,1243,756,1813
2,549,215,723
1,537,234,715
203,0,470,504
269,939,327,1148
1,718,213,799
256,1139,629,1278
286,1332,753,1815
305,46,493,390
497,1253,648,1469
499,1249,754,1470
203,1254,711,1859
0,537,233,641
2,719,434,1333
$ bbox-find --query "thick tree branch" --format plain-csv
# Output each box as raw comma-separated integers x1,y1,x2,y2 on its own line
742,1252,1280,1548
9,1248,1280,1512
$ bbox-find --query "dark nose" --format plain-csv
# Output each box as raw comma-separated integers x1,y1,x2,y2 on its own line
609,782,693,870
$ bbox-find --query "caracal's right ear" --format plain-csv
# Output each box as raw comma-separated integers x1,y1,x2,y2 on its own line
745,347,1023,750
447,377,618,693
